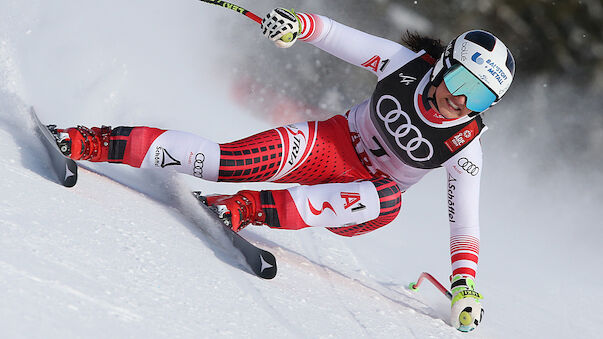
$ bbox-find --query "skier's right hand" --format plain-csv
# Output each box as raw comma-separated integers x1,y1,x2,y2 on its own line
450,275,484,332
261,8,301,48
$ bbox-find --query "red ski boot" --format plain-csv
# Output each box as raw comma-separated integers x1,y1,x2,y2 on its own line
49,125,111,161
201,190,265,232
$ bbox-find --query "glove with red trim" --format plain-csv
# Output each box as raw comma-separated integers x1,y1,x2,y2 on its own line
260,8,301,48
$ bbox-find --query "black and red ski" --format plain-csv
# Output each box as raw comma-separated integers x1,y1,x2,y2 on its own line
192,192,277,279
29,107,78,187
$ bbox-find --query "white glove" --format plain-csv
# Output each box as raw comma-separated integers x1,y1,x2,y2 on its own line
450,275,484,332
261,8,301,48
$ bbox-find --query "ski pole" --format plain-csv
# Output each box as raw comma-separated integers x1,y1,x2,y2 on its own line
198,0,262,24
408,272,452,300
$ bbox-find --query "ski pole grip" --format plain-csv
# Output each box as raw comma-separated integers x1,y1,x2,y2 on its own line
409,272,453,300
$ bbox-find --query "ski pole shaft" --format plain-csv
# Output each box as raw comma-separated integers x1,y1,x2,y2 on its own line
409,272,452,300
198,0,262,24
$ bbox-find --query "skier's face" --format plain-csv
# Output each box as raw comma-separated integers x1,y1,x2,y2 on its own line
434,81,473,119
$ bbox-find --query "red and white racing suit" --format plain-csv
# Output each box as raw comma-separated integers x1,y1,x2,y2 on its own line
94,13,482,278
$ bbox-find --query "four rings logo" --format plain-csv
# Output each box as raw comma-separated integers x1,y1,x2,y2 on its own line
376,95,433,162
193,153,205,178
457,157,479,176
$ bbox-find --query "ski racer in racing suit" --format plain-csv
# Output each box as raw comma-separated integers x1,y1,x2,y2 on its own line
52,8,515,332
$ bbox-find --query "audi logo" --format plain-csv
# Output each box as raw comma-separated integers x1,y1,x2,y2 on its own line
376,95,433,162
193,153,205,178
457,157,479,176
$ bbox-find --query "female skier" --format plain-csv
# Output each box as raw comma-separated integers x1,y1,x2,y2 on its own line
51,8,515,332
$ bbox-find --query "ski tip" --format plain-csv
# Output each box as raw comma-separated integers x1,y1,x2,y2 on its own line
254,250,277,279
62,161,78,187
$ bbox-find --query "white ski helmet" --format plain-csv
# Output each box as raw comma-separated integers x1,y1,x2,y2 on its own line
431,30,515,113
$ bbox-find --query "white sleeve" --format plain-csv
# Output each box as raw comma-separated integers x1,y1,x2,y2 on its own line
296,12,416,79
442,139,482,278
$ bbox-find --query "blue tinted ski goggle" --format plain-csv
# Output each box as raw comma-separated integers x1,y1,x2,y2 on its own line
443,64,497,112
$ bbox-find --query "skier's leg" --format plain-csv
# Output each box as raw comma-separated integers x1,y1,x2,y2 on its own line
199,115,400,233
325,178,402,236
217,114,372,184
116,114,367,183
261,177,402,236
57,125,223,180
57,114,368,184
208,177,402,235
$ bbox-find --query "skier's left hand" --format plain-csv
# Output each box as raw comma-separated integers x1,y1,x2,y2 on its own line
261,8,300,48
450,275,484,332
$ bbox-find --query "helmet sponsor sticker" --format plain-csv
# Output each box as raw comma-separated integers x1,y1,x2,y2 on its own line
485,58,509,88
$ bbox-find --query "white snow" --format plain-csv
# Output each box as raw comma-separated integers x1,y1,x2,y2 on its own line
1,1,602,338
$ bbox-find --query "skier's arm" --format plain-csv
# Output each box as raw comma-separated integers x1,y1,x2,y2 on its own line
443,140,482,279
443,140,484,332
260,8,416,79
296,12,415,78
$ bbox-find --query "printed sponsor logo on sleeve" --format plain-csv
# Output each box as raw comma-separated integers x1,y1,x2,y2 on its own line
444,120,479,153
285,126,306,166
456,157,479,176
362,55,381,72
362,55,390,72
308,199,337,216
155,147,182,168
271,122,317,181
341,192,366,212
447,173,457,223
192,152,206,178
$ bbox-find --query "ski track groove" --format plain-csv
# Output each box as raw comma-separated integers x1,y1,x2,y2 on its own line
222,262,305,339
0,260,143,322
265,233,457,333
301,232,372,337
77,166,305,337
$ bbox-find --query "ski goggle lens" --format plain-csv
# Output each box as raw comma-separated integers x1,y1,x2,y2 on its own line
443,65,497,112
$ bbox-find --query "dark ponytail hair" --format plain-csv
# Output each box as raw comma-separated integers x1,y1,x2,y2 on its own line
401,31,445,60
